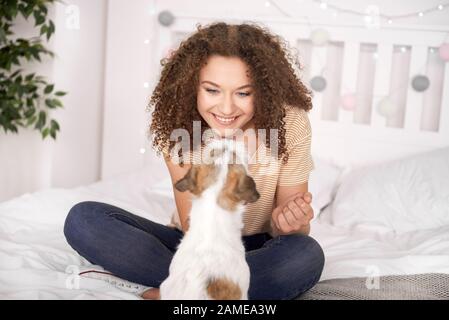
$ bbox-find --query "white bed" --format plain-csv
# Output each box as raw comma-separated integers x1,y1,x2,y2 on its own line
1,148,449,299
0,166,175,299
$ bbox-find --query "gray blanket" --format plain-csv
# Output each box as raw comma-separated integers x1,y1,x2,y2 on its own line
297,273,449,300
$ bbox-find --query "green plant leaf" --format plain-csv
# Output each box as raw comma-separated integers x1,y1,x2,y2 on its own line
10,124,18,133
33,11,45,26
11,56,20,66
42,127,50,138
30,48,41,61
52,98,63,108
40,24,48,36
21,4,34,19
14,75,22,84
24,106,36,117
26,115,37,126
54,91,67,96
25,73,35,81
46,20,55,41
0,28,7,43
17,85,24,98
50,119,60,131
44,84,54,94
45,98,55,108
10,69,22,78
26,98,33,108
35,111,46,130
38,4,48,15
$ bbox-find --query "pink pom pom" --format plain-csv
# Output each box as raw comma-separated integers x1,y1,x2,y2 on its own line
439,43,449,62
341,93,356,111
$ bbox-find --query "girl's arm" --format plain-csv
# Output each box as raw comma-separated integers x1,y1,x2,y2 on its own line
271,182,313,236
164,156,193,233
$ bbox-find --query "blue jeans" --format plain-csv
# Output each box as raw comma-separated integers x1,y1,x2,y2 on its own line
63,201,325,300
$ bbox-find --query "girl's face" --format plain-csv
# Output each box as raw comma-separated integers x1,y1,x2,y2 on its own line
197,55,255,138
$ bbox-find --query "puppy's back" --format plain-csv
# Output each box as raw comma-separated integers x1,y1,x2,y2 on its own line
206,277,242,300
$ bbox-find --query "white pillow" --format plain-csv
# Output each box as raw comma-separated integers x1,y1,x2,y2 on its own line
308,158,341,215
329,147,449,234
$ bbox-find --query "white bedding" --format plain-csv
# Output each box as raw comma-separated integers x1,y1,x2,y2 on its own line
0,166,174,299
1,162,449,299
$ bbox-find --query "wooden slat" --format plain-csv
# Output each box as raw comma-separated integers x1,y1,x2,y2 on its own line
296,39,313,83
371,44,393,128
403,46,428,131
438,62,449,142
339,42,359,124
309,45,327,122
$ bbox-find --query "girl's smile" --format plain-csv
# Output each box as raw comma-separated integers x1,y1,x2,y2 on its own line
210,112,241,126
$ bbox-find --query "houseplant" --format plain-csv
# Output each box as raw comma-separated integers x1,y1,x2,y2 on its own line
0,0,66,139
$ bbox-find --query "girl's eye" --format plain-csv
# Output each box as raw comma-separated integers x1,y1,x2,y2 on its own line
206,88,219,94
205,88,250,97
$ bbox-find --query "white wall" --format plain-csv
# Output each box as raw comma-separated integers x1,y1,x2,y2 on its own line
101,0,158,180
50,0,107,188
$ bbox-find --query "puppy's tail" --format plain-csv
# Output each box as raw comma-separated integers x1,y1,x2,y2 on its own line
206,277,242,300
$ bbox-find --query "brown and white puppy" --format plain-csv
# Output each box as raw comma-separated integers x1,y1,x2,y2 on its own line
160,139,259,300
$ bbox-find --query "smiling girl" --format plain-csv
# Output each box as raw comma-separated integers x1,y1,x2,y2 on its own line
64,22,324,300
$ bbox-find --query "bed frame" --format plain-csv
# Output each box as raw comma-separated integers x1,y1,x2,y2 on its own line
102,12,449,178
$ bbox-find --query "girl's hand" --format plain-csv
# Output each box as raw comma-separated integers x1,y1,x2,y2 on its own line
271,192,314,235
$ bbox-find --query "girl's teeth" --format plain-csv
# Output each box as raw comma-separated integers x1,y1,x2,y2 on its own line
218,117,234,122
215,115,236,123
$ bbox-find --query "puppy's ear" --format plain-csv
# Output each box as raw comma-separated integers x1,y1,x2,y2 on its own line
237,174,260,204
174,166,197,193
225,164,260,204
174,165,218,195
217,165,260,211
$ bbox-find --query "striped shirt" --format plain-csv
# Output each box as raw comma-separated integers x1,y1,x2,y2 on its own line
165,105,314,236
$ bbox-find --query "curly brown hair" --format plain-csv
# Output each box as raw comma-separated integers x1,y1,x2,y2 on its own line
148,21,312,166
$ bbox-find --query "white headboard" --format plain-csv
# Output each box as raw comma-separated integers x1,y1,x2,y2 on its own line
150,16,449,170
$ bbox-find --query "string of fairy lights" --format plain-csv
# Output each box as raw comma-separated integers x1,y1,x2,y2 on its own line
264,0,449,26
310,0,449,26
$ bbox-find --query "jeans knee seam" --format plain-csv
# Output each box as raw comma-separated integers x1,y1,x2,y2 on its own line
108,212,149,231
